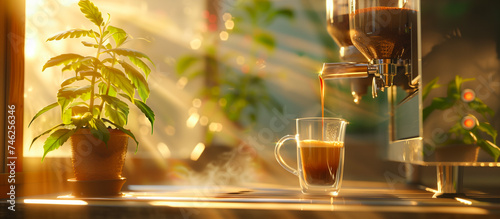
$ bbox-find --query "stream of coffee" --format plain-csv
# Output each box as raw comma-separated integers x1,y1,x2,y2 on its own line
319,75,325,119
319,75,325,140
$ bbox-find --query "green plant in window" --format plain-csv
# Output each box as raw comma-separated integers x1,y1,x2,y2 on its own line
423,76,500,161
29,0,155,160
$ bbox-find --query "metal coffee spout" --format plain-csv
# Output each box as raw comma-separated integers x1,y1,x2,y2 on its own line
320,62,375,79
321,60,403,87
321,62,381,99
321,59,417,100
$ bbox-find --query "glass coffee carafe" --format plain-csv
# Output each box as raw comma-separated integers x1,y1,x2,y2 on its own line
321,0,418,98
350,0,417,83
326,0,366,62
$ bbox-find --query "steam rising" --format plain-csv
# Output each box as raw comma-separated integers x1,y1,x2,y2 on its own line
182,145,257,189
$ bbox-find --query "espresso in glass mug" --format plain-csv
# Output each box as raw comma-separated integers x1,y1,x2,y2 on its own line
275,117,348,196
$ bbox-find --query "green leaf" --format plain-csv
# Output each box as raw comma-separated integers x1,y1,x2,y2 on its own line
265,8,294,24
119,60,150,102
79,70,102,78
101,95,129,112
62,106,73,124
254,32,275,51
61,76,82,87
62,102,92,125
81,91,92,103
176,56,199,75
62,63,82,72
61,57,94,72
129,56,151,79
98,82,117,97
468,98,495,118
185,70,203,80
30,124,66,149
29,102,58,127
256,0,271,13
102,118,139,153
107,25,128,47
423,97,456,120
81,41,96,47
89,118,110,144
231,17,245,33
42,128,77,161
243,5,257,24
101,58,115,65
70,101,89,107
57,85,92,112
92,105,101,117
422,77,441,101
104,104,127,127
78,0,104,27
463,131,477,145
422,108,434,121
104,48,154,66
432,97,455,109
81,41,104,49
47,29,94,41
447,76,460,99
43,53,84,71
71,109,92,127
101,66,135,101
447,76,474,99
448,122,466,136
102,29,110,38
119,93,155,134
101,95,129,126
135,100,155,134
477,139,500,162
462,77,475,84
478,122,498,144
274,8,294,19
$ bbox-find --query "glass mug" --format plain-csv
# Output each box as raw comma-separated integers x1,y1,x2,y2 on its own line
275,117,348,196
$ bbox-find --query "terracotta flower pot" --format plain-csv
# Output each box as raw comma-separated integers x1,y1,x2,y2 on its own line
434,144,479,162
69,128,129,196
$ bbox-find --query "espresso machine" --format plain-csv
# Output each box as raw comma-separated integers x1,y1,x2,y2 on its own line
322,0,500,197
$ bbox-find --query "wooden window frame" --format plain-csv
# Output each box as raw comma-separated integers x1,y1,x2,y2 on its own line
1,0,24,172
1,0,24,198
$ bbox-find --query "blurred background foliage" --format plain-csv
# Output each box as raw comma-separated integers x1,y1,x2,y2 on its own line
26,0,383,162
176,0,381,146
176,0,294,145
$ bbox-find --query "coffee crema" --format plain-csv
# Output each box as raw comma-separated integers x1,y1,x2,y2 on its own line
351,7,417,60
299,140,344,185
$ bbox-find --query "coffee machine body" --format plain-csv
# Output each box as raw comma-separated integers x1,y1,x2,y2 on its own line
387,0,500,165
323,0,500,195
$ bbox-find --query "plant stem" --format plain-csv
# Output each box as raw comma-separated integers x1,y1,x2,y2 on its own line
97,53,115,119
89,25,105,117
89,76,96,115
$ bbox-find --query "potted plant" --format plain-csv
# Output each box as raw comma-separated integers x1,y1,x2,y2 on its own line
423,76,499,162
29,0,155,196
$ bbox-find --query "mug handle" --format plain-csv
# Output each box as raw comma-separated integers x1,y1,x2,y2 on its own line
274,135,298,176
